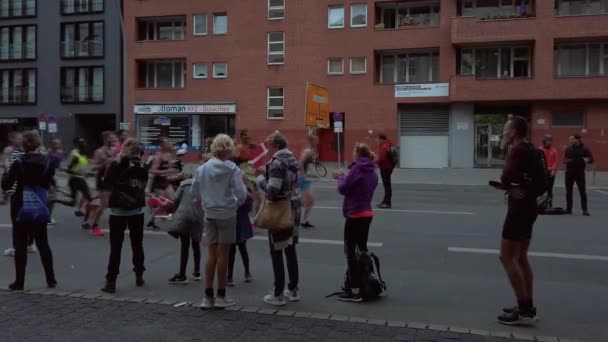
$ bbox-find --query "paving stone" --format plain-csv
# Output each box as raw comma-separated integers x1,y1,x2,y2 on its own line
110,297,131,302
258,308,277,315
158,299,177,305
449,327,470,334
330,314,348,322
81,294,101,299
537,337,559,342
293,312,312,318
407,322,428,329
241,306,260,313
52,292,71,297
395,334,414,341
143,298,163,304
225,305,243,311
428,324,449,332
97,295,115,300
387,321,406,327
490,331,512,338
40,290,56,295
311,313,331,320
367,319,387,326
558,339,581,342
277,310,295,317
347,316,367,323
27,289,45,295
127,297,145,303
68,293,84,298
512,333,537,341
469,329,490,336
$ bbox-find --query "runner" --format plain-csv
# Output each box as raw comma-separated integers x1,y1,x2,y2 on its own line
87,131,119,237
147,137,179,229
46,138,65,226
299,148,317,228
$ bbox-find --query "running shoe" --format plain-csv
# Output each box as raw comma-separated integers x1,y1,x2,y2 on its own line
244,273,254,283
3,247,15,257
301,222,316,228
81,222,91,230
214,296,236,308
9,282,24,291
338,292,363,303
263,293,287,306
91,225,105,236
168,274,188,285
227,277,235,287
192,272,201,281
27,244,38,253
498,309,537,326
283,289,300,302
200,297,214,310
48,218,57,226
75,210,84,217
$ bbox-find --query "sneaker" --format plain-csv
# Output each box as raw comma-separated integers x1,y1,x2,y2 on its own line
338,292,363,303
503,306,537,317
81,222,91,230
168,274,188,285
3,247,15,257
264,294,287,306
583,211,591,216
192,272,201,281
91,226,104,237
47,280,58,289
75,210,84,217
147,221,161,230
301,222,315,228
498,309,537,326
8,282,24,291
200,296,214,310
244,273,253,283
27,244,38,253
214,296,236,308
227,278,235,287
101,280,116,294
377,203,391,209
283,289,300,302
48,218,57,226
136,274,145,287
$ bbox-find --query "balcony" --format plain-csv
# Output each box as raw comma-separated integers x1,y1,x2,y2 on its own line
451,16,537,44
61,0,104,15
553,14,608,39
374,1,440,31
61,41,103,58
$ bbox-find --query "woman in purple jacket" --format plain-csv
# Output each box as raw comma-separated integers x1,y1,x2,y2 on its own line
332,143,378,302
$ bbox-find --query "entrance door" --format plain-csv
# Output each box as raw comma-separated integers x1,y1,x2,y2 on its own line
475,123,505,167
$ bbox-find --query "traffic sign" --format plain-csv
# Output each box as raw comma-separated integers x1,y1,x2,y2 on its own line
334,121,343,133
38,113,47,131
48,115,57,133
333,112,343,122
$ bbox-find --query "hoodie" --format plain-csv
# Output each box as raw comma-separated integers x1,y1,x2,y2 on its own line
192,157,247,220
337,157,379,218
257,148,301,202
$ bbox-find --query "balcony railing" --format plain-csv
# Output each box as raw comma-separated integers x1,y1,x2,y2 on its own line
374,1,440,30
0,87,36,104
61,85,103,103
61,41,103,58
0,43,36,61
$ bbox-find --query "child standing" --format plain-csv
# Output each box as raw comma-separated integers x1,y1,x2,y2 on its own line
228,189,254,286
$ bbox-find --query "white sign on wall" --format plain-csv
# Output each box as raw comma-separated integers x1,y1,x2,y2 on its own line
134,103,237,114
395,83,449,98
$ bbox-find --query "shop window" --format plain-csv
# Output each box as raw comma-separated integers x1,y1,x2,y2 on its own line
268,0,285,20
328,58,344,75
213,13,227,34
193,63,207,79
138,60,185,89
350,4,367,27
457,46,531,79
0,0,36,18
137,17,186,41
213,63,227,78
267,87,284,119
61,0,103,15
60,66,103,103
379,50,439,84
328,5,345,29
0,25,36,61
267,31,285,65
555,42,608,77
0,68,36,104
350,57,367,74
61,21,104,58
552,112,584,127
193,14,207,35
137,115,190,147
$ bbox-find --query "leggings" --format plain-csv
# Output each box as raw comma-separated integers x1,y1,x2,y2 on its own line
179,234,201,276
228,242,250,279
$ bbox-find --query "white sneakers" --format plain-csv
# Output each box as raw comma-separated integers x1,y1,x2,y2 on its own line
200,296,236,310
3,247,15,257
284,289,300,302
27,245,38,253
264,289,300,306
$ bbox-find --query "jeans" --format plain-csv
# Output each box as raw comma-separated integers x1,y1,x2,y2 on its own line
344,217,372,290
269,238,298,296
380,169,393,205
566,171,587,211
13,221,55,287
179,235,201,277
228,242,250,279
106,214,145,281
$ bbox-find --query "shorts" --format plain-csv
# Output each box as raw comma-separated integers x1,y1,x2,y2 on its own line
299,179,312,191
69,176,93,202
502,202,538,241
205,216,236,245
97,172,112,191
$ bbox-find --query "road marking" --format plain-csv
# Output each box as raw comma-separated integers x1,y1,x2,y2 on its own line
448,247,608,262
314,206,473,216
595,190,608,196
0,224,10,228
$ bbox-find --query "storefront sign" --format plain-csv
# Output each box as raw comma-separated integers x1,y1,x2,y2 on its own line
0,118,19,124
134,104,237,114
395,83,449,98
153,117,172,126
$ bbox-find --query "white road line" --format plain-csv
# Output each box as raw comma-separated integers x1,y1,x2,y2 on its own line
448,247,608,262
595,190,608,196
0,224,10,228
314,206,473,216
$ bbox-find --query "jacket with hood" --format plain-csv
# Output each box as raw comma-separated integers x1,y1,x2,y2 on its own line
257,148,301,202
172,178,204,242
377,140,395,171
2,153,55,217
564,143,593,174
337,157,379,218
192,157,248,220
106,156,149,210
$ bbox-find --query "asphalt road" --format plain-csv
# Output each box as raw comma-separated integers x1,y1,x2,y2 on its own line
1,183,607,342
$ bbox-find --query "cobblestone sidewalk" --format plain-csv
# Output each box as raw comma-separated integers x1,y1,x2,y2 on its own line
0,291,555,342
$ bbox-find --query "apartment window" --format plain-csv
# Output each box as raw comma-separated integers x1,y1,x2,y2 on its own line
193,14,207,35
555,0,608,15
0,0,36,18
213,63,227,78
458,46,531,79
0,25,36,61
328,6,345,28
267,32,285,64
0,68,35,104
351,4,368,27
61,21,103,58
380,51,439,83
555,42,608,76
193,63,207,79
376,1,440,29
61,0,103,15
61,66,103,103
268,0,285,19
460,0,535,18
267,87,284,119
137,60,185,88
328,58,344,75
552,112,584,127
137,17,185,41
350,57,367,74
213,13,227,34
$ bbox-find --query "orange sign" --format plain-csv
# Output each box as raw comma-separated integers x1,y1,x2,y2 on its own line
305,83,329,128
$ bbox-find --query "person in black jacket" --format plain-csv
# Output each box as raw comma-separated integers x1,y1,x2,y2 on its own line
1,130,56,291
564,135,593,216
101,139,149,294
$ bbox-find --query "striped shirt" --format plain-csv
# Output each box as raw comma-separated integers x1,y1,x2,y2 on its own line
2,146,24,195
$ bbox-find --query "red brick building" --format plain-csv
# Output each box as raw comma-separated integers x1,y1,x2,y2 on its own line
124,0,608,170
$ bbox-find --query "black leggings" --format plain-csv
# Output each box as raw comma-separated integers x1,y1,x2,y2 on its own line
228,242,250,279
344,217,372,290
13,221,55,287
179,234,201,276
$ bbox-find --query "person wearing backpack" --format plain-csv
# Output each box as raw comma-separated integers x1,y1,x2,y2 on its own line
333,143,378,302
1,130,57,291
101,139,149,294
376,133,396,209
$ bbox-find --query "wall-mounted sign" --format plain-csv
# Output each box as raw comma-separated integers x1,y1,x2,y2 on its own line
153,117,172,126
47,115,57,133
134,103,237,114
395,83,449,98
0,118,19,124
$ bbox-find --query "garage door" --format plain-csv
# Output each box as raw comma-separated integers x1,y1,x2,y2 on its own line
399,109,449,169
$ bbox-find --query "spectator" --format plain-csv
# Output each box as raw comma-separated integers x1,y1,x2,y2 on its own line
564,135,593,216
227,187,254,286
376,133,396,209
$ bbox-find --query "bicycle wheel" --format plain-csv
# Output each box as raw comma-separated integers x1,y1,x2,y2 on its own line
315,163,327,177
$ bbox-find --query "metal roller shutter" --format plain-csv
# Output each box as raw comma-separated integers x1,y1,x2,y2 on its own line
398,109,449,169
399,109,449,136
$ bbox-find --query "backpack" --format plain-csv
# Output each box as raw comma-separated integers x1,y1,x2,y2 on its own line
386,145,399,166
16,159,51,224
111,159,149,210
328,251,387,302
525,145,551,198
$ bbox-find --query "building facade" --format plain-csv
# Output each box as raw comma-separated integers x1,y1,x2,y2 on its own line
124,0,608,169
0,0,123,149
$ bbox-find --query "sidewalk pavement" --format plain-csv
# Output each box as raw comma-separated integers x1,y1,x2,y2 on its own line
0,291,551,342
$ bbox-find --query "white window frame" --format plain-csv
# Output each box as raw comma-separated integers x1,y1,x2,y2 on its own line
268,0,285,20
327,58,344,75
328,5,345,29
459,46,531,78
267,87,284,120
267,31,285,65
350,4,368,28
555,42,608,77
213,62,228,79
192,63,207,79
212,13,228,35
144,60,185,89
349,57,367,74
193,14,207,36
380,51,439,84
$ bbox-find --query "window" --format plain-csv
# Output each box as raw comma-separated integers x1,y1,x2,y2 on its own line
328,58,344,75
458,46,531,79
555,0,608,15
328,5,345,28
351,4,367,27
61,0,103,15
193,63,207,79
137,60,185,88
267,31,285,64
0,68,35,104
379,51,439,83
350,57,367,74
267,87,284,119
137,17,185,41
375,1,440,29
0,0,36,18
61,66,103,103
213,13,227,34
138,115,191,147
213,63,227,78
268,0,285,19
193,14,207,35
552,112,584,127
61,21,103,58
0,25,36,61
555,42,608,76
459,0,535,18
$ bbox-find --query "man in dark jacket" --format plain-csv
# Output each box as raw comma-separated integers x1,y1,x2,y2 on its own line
376,133,395,209
564,135,593,216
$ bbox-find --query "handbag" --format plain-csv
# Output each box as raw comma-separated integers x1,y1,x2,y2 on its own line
254,158,294,230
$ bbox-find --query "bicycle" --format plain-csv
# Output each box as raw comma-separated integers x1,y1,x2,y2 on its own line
312,153,327,177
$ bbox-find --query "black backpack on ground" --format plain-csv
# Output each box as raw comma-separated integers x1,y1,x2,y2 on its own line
525,144,551,198
327,251,387,302
110,159,149,210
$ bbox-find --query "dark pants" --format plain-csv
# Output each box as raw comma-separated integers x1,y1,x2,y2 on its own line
566,171,588,212
344,217,372,290
13,221,55,287
547,175,556,206
106,214,145,281
10,201,34,249
269,238,298,296
380,169,393,205
228,242,250,279
178,235,201,277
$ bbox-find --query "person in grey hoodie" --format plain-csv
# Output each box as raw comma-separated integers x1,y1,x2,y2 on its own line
192,134,247,310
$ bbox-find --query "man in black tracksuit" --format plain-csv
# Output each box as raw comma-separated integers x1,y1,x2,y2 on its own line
564,135,593,216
